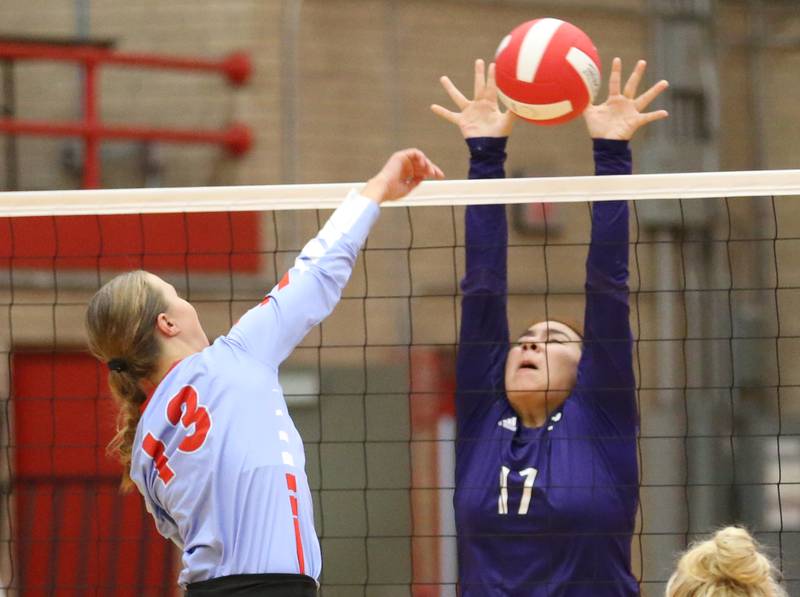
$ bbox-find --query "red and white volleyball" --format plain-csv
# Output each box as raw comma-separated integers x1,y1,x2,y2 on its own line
495,18,601,125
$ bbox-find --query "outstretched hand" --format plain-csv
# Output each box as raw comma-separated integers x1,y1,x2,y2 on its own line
583,57,669,140
362,149,445,203
431,59,515,139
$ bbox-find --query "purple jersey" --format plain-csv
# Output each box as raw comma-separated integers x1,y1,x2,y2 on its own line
130,192,380,588
455,138,639,596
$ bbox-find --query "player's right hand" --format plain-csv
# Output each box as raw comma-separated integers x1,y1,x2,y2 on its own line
431,59,516,139
362,149,444,203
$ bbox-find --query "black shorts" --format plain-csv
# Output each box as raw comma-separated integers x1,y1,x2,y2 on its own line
186,573,318,597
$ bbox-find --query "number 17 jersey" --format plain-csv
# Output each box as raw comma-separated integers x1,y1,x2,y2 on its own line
455,138,639,596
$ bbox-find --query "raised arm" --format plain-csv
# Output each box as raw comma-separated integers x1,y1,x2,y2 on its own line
576,58,669,427
227,149,444,367
578,140,635,419
457,140,510,429
432,60,516,430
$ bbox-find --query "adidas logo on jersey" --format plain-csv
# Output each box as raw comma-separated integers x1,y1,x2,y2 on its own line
497,416,518,431
498,412,563,432
547,411,563,431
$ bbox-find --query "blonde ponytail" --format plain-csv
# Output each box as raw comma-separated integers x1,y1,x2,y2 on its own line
85,270,167,490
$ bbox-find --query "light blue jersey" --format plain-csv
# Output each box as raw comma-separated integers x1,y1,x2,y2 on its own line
130,191,380,587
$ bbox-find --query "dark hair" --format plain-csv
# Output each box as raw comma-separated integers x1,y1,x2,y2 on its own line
520,318,584,342
85,270,167,490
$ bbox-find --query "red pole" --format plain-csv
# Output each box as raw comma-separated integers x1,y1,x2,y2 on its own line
0,119,252,154
108,50,252,85
82,60,100,189
0,43,251,85
0,41,253,188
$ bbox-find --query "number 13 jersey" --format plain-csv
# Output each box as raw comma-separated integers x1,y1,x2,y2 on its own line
129,192,379,588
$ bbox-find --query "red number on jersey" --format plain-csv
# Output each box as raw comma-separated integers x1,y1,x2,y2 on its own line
166,386,211,452
142,432,175,484
142,385,212,485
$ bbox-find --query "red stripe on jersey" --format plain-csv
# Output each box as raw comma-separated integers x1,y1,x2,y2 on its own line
285,472,304,574
292,517,306,575
286,473,297,493
278,271,290,290
259,296,270,306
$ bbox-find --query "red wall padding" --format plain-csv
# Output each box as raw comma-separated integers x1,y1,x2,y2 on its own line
0,212,260,272
12,352,177,596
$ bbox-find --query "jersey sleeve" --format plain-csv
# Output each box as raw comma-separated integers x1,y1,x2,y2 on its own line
226,190,379,367
574,139,638,433
456,137,511,435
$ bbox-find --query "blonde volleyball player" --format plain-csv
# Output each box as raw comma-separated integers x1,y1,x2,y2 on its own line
431,58,668,596
85,149,443,596
667,526,787,596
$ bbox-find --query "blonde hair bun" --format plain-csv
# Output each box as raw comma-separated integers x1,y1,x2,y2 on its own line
666,525,786,597
710,527,772,587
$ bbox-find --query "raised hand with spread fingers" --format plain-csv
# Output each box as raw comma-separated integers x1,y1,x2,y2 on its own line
583,57,669,141
445,54,670,597
431,58,516,139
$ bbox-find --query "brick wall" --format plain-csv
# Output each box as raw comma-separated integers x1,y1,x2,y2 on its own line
1,2,799,596
3,0,795,191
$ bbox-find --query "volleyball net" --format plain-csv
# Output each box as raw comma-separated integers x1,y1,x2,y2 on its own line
1,170,800,596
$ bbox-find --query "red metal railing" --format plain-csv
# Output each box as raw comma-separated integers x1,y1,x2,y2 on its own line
0,40,253,188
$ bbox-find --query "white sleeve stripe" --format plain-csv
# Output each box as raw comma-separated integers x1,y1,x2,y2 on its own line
298,238,327,264
292,191,374,268
327,190,377,235
317,220,344,249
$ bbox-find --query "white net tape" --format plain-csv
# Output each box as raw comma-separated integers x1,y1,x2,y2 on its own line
2,169,799,216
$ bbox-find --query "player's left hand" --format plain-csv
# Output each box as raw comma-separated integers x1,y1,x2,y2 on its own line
362,148,445,203
583,57,669,141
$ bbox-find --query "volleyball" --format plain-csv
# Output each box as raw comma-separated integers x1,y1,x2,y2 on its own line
494,18,602,125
